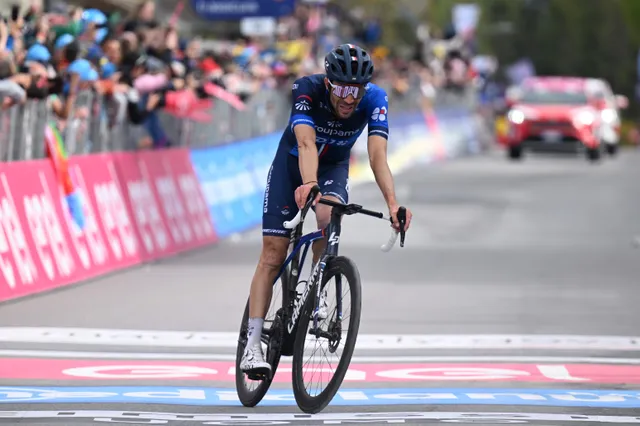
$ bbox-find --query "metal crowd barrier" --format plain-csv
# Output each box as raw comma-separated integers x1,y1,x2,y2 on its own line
0,82,479,163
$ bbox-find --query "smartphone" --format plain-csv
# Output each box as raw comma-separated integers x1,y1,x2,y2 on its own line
10,5,19,21
48,76,64,95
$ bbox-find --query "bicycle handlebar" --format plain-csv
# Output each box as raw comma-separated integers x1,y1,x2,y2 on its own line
381,206,406,251
283,185,407,252
283,184,321,229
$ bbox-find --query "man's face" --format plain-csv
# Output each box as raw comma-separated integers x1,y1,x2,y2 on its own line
186,40,200,59
28,61,48,79
325,77,365,119
104,40,122,65
140,0,155,21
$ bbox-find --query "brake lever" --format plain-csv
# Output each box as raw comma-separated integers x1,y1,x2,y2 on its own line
304,185,321,211
284,185,322,230
396,206,407,247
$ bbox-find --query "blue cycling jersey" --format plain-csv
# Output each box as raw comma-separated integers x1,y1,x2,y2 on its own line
282,74,390,164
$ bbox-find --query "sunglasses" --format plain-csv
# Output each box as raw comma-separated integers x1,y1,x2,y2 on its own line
327,80,367,100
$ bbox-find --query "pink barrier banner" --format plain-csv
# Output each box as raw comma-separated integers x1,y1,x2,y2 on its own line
0,148,217,303
113,150,217,261
0,360,638,383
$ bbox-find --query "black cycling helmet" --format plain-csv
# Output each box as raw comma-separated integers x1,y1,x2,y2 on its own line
324,43,374,85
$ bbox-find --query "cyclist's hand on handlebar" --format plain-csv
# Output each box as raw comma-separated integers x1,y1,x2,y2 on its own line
389,204,412,233
295,182,322,209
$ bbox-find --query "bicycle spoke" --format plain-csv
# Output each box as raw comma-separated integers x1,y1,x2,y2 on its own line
299,273,352,397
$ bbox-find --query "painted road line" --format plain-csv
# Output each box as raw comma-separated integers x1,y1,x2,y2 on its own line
3,349,640,365
1,411,640,424
2,328,640,351
0,387,640,408
2,359,640,383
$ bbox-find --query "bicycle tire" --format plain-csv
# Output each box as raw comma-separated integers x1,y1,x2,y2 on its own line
234,278,287,407
291,256,362,414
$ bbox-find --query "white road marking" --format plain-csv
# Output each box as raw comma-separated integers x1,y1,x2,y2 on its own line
1,327,640,351
0,349,639,364
0,411,639,423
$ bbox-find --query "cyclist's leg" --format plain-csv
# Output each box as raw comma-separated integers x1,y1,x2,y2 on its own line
242,150,299,372
312,162,350,264
247,234,289,328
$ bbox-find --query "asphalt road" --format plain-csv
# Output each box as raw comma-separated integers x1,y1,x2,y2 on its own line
0,147,639,425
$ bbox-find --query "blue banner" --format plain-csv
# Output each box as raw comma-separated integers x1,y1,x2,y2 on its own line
190,132,279,238
192,0,296,20
1,387,640,407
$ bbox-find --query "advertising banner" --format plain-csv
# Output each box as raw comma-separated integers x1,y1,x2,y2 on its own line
0,157,141,302
0,160,89,301
0,148,216,303
190,133,279,238
191,0,296,20
114,150,217,261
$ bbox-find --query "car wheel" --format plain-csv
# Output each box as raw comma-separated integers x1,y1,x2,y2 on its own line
508,145,523,161
586,147,601,162
605,143,618,156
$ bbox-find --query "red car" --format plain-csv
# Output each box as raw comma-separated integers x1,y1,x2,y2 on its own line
503,76,627,162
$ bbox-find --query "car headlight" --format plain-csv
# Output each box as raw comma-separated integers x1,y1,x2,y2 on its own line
507,109,525,124
575,110,595,126
601,108,617,124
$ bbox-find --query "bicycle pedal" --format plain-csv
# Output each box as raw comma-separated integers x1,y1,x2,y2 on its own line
246,372,266,381
245,367,272,381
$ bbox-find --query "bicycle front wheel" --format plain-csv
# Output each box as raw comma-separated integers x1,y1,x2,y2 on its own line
291,256,362,414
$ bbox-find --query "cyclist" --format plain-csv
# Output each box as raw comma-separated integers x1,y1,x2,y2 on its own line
240,43,413,376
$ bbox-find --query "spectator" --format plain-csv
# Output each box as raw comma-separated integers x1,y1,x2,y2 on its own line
51,7,83,40
123,0,157,33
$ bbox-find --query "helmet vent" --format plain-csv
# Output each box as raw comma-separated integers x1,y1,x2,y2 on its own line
337,58,347,74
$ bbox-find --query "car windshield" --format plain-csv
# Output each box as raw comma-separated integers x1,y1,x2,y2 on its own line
520,90,588,105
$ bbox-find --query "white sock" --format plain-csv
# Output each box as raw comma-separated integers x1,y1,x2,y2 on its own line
247,317,264,347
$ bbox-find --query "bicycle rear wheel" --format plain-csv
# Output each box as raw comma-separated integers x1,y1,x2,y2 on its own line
234,275,287,407
291,256,362,414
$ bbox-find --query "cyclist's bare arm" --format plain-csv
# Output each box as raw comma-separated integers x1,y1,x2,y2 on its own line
367,134,398,209
294,124,319,185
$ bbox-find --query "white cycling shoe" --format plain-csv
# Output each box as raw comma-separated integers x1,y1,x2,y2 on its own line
240,343,272,378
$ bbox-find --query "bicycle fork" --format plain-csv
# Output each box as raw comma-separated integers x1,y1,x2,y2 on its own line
310,212,344,341
312,259,327,330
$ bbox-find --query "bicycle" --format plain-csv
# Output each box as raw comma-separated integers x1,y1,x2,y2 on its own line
234,184,407,414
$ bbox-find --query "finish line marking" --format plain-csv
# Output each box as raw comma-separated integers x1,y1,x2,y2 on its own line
1,328,640,351
0,349,640,364
1,360,639,383
2,388,640,407
0,411,639,423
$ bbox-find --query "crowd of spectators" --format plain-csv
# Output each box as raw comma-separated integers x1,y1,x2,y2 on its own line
196,3,482,108
0,0,481,153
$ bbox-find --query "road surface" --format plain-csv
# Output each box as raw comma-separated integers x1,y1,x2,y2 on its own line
0,148,639,425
